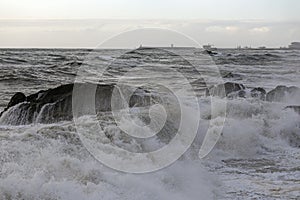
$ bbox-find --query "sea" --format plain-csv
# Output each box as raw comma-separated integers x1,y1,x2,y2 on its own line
0,48,299,199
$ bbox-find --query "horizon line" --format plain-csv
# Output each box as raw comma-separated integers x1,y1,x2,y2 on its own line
0,46,292,50
0,18,299,22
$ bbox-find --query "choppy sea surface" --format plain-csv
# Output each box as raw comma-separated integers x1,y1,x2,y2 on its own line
0,48,299,199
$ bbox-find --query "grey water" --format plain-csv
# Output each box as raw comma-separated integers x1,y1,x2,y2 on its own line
0,48,299,199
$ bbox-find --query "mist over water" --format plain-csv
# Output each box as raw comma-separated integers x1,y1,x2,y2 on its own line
0,48,299,199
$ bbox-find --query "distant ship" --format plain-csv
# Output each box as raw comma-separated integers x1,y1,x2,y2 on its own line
202,44,217,51
288,42,300,49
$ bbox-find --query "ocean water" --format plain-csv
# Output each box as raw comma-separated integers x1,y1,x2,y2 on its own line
0,48,299,199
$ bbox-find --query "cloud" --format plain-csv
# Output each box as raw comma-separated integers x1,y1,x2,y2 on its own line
250,27,270,33
205,26,239,33
0,19,299,48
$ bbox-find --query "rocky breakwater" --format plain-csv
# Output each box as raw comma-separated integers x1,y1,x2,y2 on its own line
1,81,299,126
0,83,154,125
206,82,266,100
207,82,300,114
266,85,300,114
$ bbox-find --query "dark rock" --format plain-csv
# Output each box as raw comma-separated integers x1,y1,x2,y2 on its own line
224,82,245,94
251,87,266,100
266,85,300,102
8,92,26,107
0,92,26,117
237,90,246,98
0,83,154,125
285,106,300,115
207,82,245,98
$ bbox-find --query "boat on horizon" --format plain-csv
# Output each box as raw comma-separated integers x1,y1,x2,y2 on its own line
202,44,217,51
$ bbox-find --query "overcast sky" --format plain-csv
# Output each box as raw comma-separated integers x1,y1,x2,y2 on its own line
0,0,299,48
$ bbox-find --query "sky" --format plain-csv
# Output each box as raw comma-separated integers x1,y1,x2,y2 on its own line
0,0,299,48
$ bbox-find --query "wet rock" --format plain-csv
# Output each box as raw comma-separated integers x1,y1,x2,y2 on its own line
224,82,245,95
237,90,246,98
266,85,300,102
7,92,26,108
285,106,300,115
207,82,245,98
251,87,266,100
0,92,26,117
0,83,154,125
